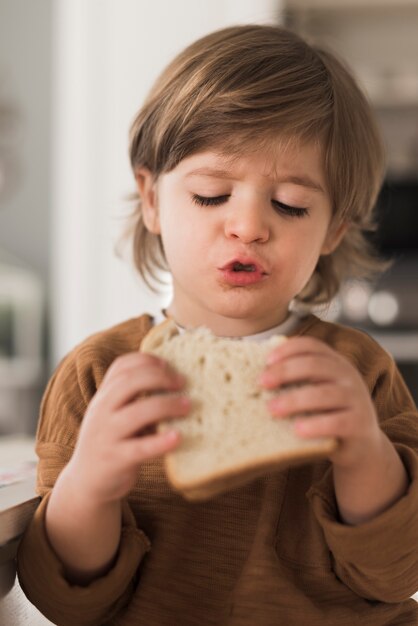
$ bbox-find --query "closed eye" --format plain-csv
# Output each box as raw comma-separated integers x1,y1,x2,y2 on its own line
272,200,309,218
191,194,309,218
192,194,229,206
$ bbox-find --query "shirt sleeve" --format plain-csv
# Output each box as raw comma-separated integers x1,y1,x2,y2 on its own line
307,444,418,602
16,342,152,626
307,350,418,603
17,492,151,626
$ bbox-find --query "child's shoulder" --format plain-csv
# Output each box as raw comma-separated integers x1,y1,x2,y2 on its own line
300,313,393,368
37,315,156,449
75,313,154,355
55,314,155,382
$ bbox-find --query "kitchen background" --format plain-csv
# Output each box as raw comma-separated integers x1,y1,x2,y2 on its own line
0,0,417,437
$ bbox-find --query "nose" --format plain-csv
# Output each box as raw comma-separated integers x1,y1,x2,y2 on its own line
224,197,270,244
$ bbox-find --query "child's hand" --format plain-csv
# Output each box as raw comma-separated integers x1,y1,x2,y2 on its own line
260,337,383,469
66,353,190,506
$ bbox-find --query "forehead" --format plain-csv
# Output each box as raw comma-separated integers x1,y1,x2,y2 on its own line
176,138,327,191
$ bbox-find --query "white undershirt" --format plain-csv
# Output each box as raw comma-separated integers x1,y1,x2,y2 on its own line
151,309,305,341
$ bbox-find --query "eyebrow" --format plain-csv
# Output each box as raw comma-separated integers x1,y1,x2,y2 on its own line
185,167,325,193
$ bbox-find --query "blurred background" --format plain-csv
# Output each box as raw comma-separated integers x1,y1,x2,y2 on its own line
0,0,417,437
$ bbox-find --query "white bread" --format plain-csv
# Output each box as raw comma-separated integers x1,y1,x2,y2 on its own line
140,318,337,501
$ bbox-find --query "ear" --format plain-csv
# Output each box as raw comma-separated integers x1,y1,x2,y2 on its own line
320,220,349,256
135,167,161,234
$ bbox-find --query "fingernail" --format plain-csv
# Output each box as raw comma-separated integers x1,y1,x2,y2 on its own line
166,429,180,442
294,418,308,435
269,398,285,413
180,396,191,407
259,372,273,386
267,353,280,365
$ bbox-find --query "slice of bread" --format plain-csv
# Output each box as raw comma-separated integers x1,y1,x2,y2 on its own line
141,318,337,501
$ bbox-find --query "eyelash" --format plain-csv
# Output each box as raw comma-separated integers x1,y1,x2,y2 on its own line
191,194,309,218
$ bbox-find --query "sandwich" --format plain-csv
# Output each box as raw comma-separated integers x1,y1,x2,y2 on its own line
140,318,337,501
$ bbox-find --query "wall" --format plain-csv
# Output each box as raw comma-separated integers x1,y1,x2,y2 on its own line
50,0,283,369
0,0,52,281
0,0,52,434
287,4,418,176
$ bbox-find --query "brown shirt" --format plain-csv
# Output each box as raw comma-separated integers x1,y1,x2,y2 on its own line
17,314,418,625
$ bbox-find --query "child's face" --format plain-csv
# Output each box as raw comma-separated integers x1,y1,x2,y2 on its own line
139,141,346,336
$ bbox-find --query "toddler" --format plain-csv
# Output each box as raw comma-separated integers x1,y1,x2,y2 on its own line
18,24,418,626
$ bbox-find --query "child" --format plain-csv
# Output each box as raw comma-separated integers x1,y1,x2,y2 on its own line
18,24,418,626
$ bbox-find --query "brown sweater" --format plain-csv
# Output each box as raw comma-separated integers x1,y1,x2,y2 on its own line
17,314,418,626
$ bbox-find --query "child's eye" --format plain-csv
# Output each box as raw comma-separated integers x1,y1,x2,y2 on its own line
192,194,229,206
272,200,309,218
191,194,309,218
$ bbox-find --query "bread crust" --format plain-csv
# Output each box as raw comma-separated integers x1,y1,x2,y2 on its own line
140,317,180,351
170,439,337,501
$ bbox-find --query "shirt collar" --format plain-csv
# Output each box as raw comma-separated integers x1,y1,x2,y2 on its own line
152,309,304,341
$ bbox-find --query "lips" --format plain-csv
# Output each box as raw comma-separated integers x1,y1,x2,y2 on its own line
220,257,268,275
218,256,270,287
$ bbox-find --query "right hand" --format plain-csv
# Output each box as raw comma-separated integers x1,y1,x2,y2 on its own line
64,352,190,506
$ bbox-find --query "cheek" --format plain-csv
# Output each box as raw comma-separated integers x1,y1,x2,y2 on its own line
287,222,325,252
159,216,200,271
281,225,328,276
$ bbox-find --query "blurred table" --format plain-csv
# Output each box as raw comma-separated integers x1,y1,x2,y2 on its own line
0,436,53,623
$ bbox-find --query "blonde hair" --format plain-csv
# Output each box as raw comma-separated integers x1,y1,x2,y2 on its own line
126,24,387,304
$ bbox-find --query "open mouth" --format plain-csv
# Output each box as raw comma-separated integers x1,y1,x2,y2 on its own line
232,262,256,272
218,259,268,285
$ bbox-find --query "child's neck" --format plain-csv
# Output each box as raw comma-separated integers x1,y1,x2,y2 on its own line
164,305,292,338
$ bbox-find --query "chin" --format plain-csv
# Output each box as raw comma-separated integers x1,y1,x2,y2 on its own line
210,297,275,321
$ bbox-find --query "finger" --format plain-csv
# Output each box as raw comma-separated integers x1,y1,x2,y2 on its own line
116,393,191,439
96,365,186,411
265,336,337,366
122,429,182,465
268,383,349,418
260,353,337,389
103,352,173,384
294,410,351,439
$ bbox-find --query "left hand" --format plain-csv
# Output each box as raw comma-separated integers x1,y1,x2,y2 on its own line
259,336,383,469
